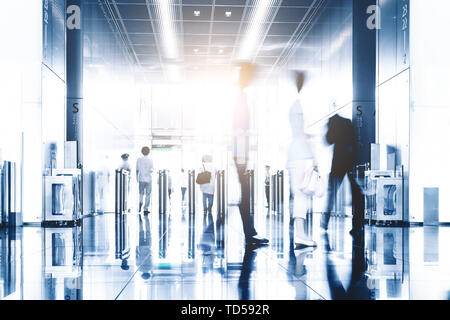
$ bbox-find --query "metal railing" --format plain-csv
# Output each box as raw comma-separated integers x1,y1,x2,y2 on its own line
188,170,196,216
158,170,168,215
1,161,17,227
115,169,129,215
247,170,255,217
271,170,284,214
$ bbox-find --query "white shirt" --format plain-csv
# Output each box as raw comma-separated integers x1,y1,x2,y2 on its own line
199,162,216,195
180,171,188,188
136,156,154,183
287,99,313,166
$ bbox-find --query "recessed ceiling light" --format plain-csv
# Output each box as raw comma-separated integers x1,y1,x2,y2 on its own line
225,11,232,18
218,48,224,54
193,48,199,53
194,10,200,17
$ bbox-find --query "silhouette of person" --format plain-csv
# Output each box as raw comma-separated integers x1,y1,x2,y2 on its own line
286,72,318,248
321,114,364,235
232,62,268,246
136,146,154,214
238,245,258,300
323,232,372,300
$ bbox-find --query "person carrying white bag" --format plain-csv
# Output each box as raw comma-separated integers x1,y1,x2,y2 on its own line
286,72,320,248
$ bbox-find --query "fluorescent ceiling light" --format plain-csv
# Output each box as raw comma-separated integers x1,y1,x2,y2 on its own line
157,0,178,59
194,10,200,17
225,11,232,18
238,0,274,60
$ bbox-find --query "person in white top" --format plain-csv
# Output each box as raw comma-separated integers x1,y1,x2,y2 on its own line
199,155,216,215
136,146,154,214
286,72,318,248
180,168,188,205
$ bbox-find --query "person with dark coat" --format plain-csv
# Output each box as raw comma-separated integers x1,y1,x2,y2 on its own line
232,63,269,246
321,114,364,235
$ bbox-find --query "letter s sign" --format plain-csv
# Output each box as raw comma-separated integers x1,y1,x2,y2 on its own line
67,5,81,30
72,103,79,114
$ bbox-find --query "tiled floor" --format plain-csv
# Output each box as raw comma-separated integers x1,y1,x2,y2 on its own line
1,201,450,300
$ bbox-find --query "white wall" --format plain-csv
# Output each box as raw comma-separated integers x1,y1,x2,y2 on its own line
0,1,43,222
409,0,450,222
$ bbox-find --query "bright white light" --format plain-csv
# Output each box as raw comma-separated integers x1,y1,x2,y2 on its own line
225,11,232,18
193,48,199,53
218,48,224,54
194,10,200,17
158,0,178,59
167,64,181,82
238,0,274,60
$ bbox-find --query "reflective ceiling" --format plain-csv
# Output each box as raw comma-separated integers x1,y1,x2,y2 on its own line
97,0,326,83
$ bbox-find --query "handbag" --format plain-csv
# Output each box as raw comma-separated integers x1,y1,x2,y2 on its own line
300,167,325,198
196,165,211,185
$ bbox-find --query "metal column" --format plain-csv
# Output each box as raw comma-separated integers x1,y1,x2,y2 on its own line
188,170,195,216
1,162,17,228
187,170,195,258
216,170,226,250
159,170,168,215
66,0,84,168
115,169,129,215
271,174,277,212
276,170,284,214
247,170,255,217
353,0,377,222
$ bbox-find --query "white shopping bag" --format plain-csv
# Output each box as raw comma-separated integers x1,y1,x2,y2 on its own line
300,167,325,198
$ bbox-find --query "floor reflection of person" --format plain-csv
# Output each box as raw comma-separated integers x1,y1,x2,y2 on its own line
323,232,372,300
286,221,316,300
286,72,318,248
232,63,268,246
198,211,216,255
136,214,152,280
238,245,258,300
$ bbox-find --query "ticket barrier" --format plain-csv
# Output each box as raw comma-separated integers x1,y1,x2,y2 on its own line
44,169,82,227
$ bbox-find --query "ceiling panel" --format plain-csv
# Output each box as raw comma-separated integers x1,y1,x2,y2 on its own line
106,0,324,83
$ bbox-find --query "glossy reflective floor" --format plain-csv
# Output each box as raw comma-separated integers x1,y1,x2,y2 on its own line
2,200,450,300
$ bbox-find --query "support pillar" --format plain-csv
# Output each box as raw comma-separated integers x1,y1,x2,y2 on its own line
352,0,377,166
66,0,83,168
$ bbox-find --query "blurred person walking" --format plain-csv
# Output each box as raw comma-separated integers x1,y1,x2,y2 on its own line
232,63,269,246
321,114,364,236
286,72,318,248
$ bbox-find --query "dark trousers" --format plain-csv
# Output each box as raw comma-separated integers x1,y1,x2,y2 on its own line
236,162,257,241
181,187,187,202
323,171,364,230
202,193,214,213
265,185,270,207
